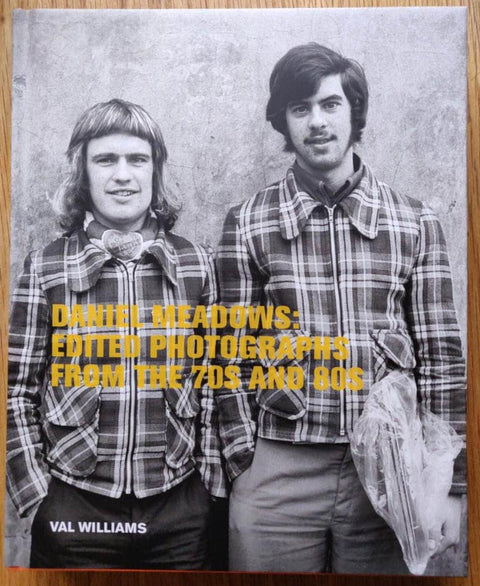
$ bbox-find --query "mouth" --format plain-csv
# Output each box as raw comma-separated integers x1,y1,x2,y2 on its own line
305,135,334,146
107,189,139,198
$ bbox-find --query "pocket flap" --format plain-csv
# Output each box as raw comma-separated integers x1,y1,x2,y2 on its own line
257,328,311,368
45,382,101,427
369,329,416,369
257,388,306,420
164,375,200,418
254,329,309,420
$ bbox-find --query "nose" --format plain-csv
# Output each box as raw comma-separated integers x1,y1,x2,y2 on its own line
308,105,326,131
112,157,132,183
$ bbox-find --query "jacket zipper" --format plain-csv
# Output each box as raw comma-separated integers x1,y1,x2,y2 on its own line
327,206,346,436
124,262,137,493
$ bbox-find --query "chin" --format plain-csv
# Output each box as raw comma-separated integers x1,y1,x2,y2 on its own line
313,157,343,170
307,161,335,173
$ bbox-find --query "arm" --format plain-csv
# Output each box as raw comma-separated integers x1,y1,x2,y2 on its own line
406,206,466,491
406,206,466,551
7,252,52,517
214,206,266,480
195,248,228,498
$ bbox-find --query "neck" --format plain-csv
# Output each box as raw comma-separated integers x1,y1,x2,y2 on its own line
298,148,355,193
92,213,147,233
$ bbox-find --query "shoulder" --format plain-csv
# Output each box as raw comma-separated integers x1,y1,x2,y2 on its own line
363,168,448,253
26,236,69,274
14,235,71,296
224,176,286,229
163,231,212,270
365,166,430,223
378,182,423,212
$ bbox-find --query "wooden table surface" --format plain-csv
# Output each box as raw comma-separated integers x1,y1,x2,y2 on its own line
0,0,478,585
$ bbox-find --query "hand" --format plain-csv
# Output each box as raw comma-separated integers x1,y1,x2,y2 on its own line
428,495,462,557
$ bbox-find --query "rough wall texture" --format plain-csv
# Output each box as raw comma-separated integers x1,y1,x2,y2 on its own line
8,7,467,573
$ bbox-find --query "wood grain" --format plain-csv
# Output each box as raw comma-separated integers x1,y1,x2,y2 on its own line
1,0,478,585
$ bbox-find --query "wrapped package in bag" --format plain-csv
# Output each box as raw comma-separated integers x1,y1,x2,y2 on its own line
350,370,463,575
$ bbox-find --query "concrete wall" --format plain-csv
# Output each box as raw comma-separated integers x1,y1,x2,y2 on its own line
8,7,467,572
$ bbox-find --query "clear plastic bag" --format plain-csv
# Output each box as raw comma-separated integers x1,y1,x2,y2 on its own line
350,370,463,575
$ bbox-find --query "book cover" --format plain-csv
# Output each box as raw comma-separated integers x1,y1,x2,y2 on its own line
6,7,467,575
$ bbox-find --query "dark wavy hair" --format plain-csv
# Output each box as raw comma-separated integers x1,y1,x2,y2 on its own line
266,43,369,150
54,99,180,232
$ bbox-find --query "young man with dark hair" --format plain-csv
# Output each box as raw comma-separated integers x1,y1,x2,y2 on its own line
7,99,226,569
215,43,465,573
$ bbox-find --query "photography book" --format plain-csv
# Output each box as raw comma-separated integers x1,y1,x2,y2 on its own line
6,7,467,575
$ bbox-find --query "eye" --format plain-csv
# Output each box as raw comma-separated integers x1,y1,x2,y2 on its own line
324,101,341,111
288,103,309,116
129,155,150,165
93,155,116,166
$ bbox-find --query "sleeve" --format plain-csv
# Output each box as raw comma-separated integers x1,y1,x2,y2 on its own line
194,248,228,498
7,252,52,517
214,206,266,481
406,206,466,494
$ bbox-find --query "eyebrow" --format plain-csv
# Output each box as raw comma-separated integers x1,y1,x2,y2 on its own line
288,93,345,106
319,94,344,102
90,152,151,159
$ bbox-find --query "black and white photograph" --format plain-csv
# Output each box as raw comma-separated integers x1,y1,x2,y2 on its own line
6,7,467,576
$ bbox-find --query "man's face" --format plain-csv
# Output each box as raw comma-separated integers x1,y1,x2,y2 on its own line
285,74,354,180
86,133,153,232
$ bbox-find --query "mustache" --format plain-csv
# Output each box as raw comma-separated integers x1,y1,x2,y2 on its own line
304,134,335,144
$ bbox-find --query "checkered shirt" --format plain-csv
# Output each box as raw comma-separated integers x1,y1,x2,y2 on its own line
7,227,227,517
215,164,466,494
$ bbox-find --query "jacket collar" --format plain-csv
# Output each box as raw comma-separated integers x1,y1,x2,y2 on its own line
278,163,380,241
67,227,178,293
145,232,178,287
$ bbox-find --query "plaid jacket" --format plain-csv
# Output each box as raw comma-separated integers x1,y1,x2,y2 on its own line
215,164,466,493
7,227,227,517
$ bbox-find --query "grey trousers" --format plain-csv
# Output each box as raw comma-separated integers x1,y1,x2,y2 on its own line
229,438,408,574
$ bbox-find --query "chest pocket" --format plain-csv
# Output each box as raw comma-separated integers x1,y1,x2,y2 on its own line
43,382,101,477
254,329,310,420
164,376,200,469
369,328,416,383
